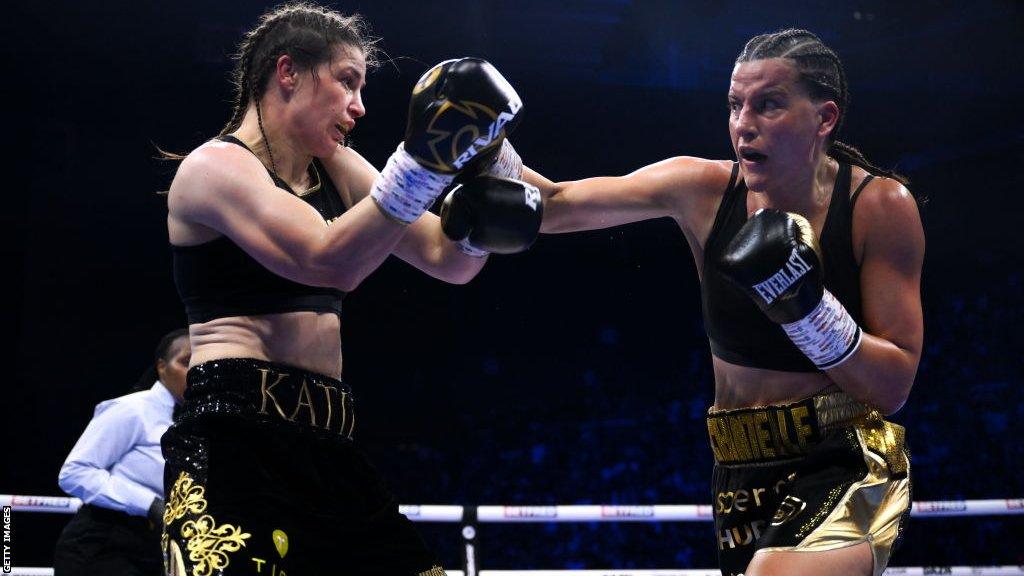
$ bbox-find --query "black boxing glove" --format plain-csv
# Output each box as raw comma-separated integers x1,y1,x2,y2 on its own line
459,140,523,180
405,58,522,174
719,209,862,369
371,58,523,224
440,175,543,256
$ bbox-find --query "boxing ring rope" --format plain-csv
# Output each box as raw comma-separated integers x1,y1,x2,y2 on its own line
4,495,1022,576
477,500,1024,520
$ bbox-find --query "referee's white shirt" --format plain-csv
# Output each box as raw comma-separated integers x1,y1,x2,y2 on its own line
58,381,176,517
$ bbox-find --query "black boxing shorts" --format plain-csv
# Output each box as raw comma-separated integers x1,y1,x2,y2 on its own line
706,392,911,576
160,358,445,576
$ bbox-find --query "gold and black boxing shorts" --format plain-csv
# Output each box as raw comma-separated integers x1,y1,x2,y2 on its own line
707,391,911,576
160,358,445,576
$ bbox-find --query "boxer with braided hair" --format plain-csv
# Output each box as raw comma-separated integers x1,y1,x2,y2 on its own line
736,28,909,186
160,2,536,574
524,29,921,575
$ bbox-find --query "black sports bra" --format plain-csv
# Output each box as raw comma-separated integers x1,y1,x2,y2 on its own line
700,162,873,372
172,136,348,324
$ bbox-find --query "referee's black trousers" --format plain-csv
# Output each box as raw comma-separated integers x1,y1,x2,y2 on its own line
53,503,162,575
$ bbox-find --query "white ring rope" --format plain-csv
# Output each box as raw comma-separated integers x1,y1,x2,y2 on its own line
8,565,1024,569
4,495,1021,520
0,495,465,522
5,495,1019,576
481,565,1024,569
478,499,1024,521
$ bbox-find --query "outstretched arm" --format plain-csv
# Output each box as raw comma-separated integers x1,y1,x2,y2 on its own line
522,156,725,234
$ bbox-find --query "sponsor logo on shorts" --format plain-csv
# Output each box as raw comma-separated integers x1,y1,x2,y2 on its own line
272,530,288,558
250,530,289,573
717,488,769,515
715,474,796,517
770,495,807,526
717,520,766,550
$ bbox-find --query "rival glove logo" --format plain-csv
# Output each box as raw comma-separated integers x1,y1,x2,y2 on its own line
416,98,522,173
523,184,541,211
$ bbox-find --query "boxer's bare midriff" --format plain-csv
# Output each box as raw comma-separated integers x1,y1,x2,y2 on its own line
674,168,843,413
188,311,343,379
711,355,838,411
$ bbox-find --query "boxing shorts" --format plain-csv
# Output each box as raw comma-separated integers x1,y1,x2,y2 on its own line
161,358,445,575
706,391,911,576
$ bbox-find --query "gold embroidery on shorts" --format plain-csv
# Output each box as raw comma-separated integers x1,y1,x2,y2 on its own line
796,482,848,538
418,566,448,576
164,471,252,576
164,471,208,524
860,418,908,476
180,514,251,576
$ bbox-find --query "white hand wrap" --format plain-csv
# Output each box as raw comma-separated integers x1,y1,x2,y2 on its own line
782,289,863,369
448,140,522,258
485,140,523,180
455,238,488,258
370,144,455,224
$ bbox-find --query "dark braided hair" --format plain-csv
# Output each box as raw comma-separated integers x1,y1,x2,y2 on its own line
131,328,189,392
737,29,909,186
159,2,379,163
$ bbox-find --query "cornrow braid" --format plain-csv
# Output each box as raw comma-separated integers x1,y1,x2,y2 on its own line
220,2,380,137
217,14,280,138
158,2,379,162
737,28,909,186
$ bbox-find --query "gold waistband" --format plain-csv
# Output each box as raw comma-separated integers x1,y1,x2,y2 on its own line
706,392,875,465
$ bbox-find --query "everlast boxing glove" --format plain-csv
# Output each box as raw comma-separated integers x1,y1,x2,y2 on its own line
719,209,862,369
440,175,543,256
371,58,523,224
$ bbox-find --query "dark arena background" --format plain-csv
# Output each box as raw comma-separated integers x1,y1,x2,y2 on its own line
5,0,1023,573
